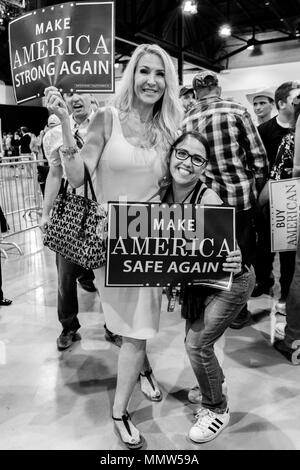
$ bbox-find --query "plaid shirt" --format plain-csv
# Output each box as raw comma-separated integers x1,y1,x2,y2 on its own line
182,96,267,211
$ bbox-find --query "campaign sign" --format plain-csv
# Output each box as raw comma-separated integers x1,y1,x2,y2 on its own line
9,1,115,104
269,178,300,252
6,1,25,6
106,202,235,290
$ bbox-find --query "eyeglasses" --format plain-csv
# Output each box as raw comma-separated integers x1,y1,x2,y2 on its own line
172,147,208,167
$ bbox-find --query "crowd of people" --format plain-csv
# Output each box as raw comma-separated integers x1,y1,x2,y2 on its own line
1,127,34,158
1,41,300,449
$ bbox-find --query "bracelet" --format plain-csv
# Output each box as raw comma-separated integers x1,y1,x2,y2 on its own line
60,146,78,160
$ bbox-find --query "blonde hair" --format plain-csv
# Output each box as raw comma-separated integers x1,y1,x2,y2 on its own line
111,44,183,150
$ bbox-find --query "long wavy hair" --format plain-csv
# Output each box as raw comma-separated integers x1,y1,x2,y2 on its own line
111,44,183,150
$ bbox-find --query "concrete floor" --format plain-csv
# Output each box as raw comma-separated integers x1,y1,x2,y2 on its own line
0,228,299,450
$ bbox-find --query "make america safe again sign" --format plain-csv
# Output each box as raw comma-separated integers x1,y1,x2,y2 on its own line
106,202,235,290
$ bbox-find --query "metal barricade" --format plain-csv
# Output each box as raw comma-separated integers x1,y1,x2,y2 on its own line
0,155,44,256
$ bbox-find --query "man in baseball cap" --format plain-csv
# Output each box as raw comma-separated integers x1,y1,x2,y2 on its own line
246,88,275,125
179,85,196,113
192,71,220,99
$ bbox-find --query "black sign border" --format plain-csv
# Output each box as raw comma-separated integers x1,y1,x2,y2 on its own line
8,1,115,104
105,202,236,290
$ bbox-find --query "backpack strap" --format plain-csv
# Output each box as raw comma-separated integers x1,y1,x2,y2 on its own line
189,181,208,204
161,180,208,204
161,185,172,203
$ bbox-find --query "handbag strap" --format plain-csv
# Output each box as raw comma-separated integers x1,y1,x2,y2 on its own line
60,178,76,196
83,163,97,201
59,164,97,201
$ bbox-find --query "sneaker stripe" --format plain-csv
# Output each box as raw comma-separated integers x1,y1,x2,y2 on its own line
208,426,217,433
211,421,221,429
189,408,230,443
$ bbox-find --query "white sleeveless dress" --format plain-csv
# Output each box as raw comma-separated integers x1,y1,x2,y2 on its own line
94,108,166,339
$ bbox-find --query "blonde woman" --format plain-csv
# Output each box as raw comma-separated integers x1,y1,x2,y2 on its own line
45,44,183,449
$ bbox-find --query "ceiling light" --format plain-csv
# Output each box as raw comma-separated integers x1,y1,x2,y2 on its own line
182,0,197,15
247,44,254,50
249,44,263,56
219,24,232,37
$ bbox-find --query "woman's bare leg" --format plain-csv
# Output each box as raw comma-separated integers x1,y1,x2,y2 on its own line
112,336,146,444
140,354,162,401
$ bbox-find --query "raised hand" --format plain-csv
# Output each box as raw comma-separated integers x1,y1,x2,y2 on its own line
44,86,69,121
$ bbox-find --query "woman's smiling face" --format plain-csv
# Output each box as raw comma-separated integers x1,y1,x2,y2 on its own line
133,53,166,107
170,135,208,186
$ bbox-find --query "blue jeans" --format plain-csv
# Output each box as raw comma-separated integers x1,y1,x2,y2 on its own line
285,235,300,347
56,254,94,334
185,266,255,413
279,251,295,299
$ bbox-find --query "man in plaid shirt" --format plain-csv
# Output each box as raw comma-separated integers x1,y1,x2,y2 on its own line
182,71,268,328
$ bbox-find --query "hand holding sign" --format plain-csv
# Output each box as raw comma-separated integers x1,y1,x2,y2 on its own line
222,249,242,274
44,86,69,122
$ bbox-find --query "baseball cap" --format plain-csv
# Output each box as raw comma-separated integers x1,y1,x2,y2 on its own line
179,85,194,98
192,71,219,90
246,88,275,105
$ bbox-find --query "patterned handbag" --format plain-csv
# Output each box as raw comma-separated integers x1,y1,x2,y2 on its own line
43,164,107,269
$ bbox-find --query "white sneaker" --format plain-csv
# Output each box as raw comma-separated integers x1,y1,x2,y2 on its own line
189,407,230,443
188,381,227,405
275,322,286,339
275,300,286,316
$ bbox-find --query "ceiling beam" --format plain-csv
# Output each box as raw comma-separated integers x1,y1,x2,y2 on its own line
235,0,263,32
183,11,222,52
135,31,222,71
134,4,179,32
137,0,152,24
202,0,245,37
162,8,178,40
214,43,250,63
131,0,136,30
215,33,298,63
266,0,294,34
